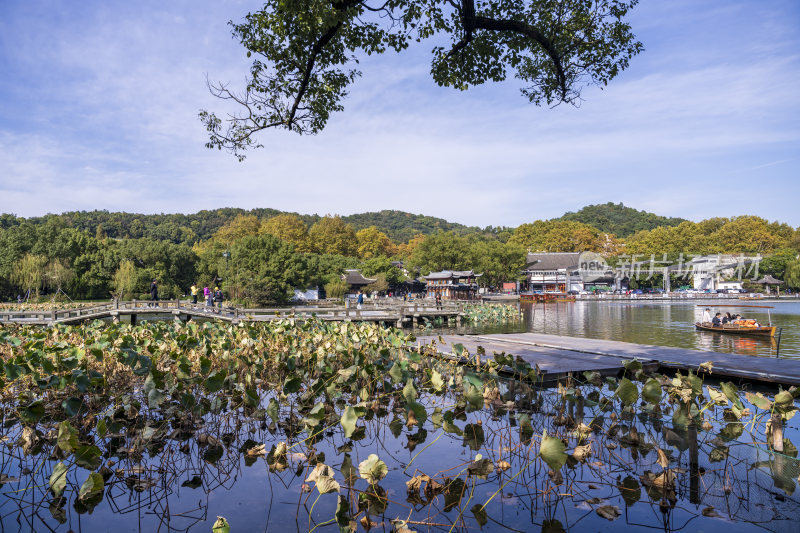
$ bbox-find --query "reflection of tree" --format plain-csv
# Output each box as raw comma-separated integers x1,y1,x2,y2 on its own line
0,326,798,532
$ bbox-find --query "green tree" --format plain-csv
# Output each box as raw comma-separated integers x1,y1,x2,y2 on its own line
200,0,642,158
364,273,389,295
759,249,798,280
231,234,309,305
304,253,360,287
308,216,359,256
784,260,800,290
361,256,405,285
468,238,526,287
408,232,471,274
560,202,686,237
624,221,705,257
324,278,348,300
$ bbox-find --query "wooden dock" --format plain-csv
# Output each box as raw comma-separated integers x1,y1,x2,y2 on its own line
0,299,465,328
419,332,800,386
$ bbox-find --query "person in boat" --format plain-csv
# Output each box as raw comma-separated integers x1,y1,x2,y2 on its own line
722,312,733,324
702,308,712,324
712,313,722,327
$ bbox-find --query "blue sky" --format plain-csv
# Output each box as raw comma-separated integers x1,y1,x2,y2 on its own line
0,0,798,228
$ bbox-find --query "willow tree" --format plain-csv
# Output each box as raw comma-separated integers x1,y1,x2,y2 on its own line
200,0,642,159
44,259,75,299
11,254,49,298
113,260,138,300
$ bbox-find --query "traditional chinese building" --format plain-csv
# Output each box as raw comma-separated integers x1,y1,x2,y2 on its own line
522,253,582,292
422,270,481,300
342,269,376,294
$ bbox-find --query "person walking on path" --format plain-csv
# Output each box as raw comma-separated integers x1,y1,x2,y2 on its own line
190,284,198,305
203,286,211,306
205,287,214,308
214,287,223,310
357,291,364,310
435,292,442,310
149,279,159,307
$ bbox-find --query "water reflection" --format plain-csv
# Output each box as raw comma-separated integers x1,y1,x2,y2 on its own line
517,301,800,359
2,376,797,532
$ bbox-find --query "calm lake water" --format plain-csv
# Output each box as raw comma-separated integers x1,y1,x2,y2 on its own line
2,309,798,532
452,300,800,360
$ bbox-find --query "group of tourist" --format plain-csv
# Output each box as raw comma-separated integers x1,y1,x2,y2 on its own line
188,284,224,308
701,308,759,328
147,280,223,309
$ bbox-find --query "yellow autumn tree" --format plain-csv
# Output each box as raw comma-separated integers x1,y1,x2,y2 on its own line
260,214,310,252
397,234,426,258
356,226,397,259
709,216,785,254
308,216,358,256
508,220,604,252
212,215,262,243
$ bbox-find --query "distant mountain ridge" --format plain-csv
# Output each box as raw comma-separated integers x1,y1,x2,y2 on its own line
558,202,687,237
0,208,478,245
1,203,683,244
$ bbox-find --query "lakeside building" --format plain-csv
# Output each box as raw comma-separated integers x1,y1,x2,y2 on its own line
342,269,376,294
422,270,481,300
618,254,758,291
685,255,755,291
522,253,583,292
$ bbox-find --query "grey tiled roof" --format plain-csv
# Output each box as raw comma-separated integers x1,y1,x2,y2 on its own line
342,269,376,285
524,253,581,271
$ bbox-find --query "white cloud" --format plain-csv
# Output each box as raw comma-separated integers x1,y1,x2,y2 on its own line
0,0,798,230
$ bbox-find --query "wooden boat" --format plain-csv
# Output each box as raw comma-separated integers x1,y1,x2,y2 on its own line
694,322,776,337
520,293,576,303
694,304,777,337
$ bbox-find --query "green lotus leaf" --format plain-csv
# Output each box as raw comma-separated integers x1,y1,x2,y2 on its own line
539,434,567,472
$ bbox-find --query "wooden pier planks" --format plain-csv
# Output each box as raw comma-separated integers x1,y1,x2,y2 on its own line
421,332,800,386
418,334,658,381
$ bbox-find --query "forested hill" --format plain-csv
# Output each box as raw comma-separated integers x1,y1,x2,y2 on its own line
559,202,687,237
342,210,476,242
0,208,476,245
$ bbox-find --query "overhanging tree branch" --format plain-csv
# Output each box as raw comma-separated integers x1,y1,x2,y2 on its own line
200,0,642,159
